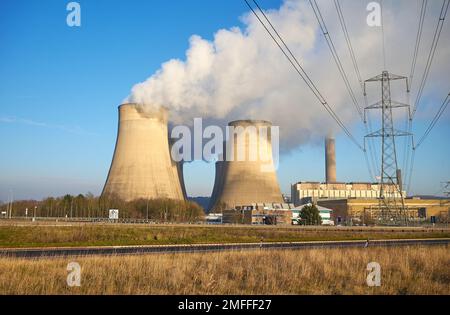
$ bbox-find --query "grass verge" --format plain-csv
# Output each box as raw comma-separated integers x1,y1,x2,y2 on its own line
0,223,449,248
0,246,448,294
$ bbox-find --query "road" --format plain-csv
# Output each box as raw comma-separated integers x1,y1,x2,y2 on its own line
2,218,449,231
0,238,448,258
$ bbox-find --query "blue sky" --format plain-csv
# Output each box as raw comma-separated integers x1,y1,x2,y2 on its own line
0,0,449,201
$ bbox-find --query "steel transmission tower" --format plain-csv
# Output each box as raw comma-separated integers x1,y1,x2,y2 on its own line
364,71,412,225
443,181,450,197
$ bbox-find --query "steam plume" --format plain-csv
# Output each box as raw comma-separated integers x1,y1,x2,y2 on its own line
125,0,450,151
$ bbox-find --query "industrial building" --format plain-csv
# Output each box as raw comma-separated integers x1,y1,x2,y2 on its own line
205,213,223,224
318,197,450,225
220,203,335,226
209,120,284,211
291,181,405,206
289,136,450,225
291,204,334,225
102,104,186,201
292,136,405,206
221,203,294,225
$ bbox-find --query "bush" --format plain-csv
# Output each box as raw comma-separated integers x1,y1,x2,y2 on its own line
299,204,322,225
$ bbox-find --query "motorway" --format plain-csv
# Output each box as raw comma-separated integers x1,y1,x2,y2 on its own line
0,238,448,258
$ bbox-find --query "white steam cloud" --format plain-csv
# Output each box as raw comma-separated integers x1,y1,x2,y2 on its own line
125,0,450,152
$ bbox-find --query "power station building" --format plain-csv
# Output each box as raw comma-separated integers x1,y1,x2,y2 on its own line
318,197,449,225
100,104,448,225
291,136,404,206
291,136,449,224
291,182,405,206
222,203,294,225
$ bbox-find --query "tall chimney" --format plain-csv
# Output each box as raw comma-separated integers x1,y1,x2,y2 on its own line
102,104,185,201
396,169,403,192
325,137,336,183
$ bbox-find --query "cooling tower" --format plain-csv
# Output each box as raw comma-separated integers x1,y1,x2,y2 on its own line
208,160,224,211
325,137,336,183
210,120,283,210
102,103,185,201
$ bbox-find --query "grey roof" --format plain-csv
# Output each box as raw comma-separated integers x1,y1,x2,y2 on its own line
292,204,333,212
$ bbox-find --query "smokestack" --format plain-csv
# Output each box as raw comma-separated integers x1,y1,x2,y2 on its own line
102,104,185,201
396,169,403,192
325,137,336,183
210,120,283,210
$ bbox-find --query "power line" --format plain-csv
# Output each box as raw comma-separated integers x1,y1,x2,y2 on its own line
309,0,376,179
402,108,413,192
366,111,380,176
415,92,450,149
363,146,375,181
407,148,416,196
363,127,375,180
245,0,364,151
404,0,444,194
410,0,428,87
402,96,413,195
407,0,449,190
407,92,450,193
381,0,387,70
412,0,449,118
402,0,428,192
334,0,380,179
334,0,363,88
405,0,445,193
406,0,428,162
309,0,364,122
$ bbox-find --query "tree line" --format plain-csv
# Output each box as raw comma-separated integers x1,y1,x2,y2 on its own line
0,193,205,223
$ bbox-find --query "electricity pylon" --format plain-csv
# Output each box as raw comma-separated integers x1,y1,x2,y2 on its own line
364,71,412,225
443,181,450,197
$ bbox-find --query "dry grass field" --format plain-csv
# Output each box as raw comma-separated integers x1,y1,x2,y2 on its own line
0,221,449,248
0,245,448,294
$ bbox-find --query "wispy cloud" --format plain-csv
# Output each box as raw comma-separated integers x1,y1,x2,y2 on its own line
0,116,99,136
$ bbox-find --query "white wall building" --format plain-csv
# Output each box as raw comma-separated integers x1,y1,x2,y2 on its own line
291,204,334,225
291,182,406,206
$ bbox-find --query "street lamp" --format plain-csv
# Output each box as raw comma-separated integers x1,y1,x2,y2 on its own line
8,190,13,219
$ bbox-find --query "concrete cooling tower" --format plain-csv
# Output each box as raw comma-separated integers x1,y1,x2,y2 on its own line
102,103,185,201
209,120,283,210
